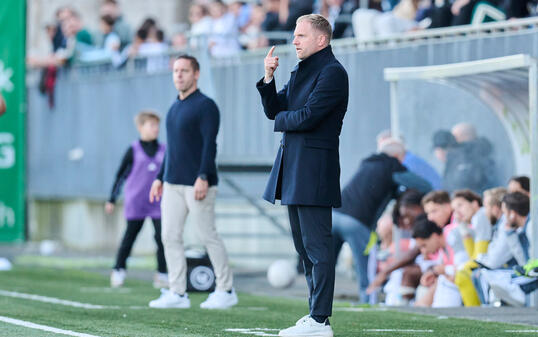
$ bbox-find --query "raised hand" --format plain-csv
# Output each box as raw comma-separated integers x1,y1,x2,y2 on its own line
264,46,279,83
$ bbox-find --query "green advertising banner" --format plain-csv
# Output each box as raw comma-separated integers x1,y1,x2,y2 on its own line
0,0,26,242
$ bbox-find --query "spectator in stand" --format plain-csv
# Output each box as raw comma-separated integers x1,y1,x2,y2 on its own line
228,0,253,31
208,0,241,57
77,14,122,63
240,4,270,49
260,0,289,45
189,3,213,49
99,0,132,50
99,15,121,53
138,22,170,72
171,31,189,51
278,0,315,30
261,0,282,31
28,9,93,68
377,130,442,190
351,0,419,39
51,7,70,52
319,0,357,38
508,175,530,196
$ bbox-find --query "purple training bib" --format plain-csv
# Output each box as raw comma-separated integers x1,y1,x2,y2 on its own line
124,141,165,220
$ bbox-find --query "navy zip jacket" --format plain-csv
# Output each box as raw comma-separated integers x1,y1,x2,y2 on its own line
256,45,349,207
158,89,219,186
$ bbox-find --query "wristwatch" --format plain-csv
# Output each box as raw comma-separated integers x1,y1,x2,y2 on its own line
198,174,208,181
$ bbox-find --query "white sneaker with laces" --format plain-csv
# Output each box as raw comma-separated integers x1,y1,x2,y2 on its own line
153,273,169,289
200,288,238,309
149,289,190,308
110,269,126,288
279,315,333,337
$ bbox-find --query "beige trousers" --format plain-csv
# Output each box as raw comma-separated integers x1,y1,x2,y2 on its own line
161,182,233,295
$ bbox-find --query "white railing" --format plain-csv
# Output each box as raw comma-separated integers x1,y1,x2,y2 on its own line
213,16,538,63
345,16,538,50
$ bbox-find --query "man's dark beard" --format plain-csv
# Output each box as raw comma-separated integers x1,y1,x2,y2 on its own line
489,215,498,225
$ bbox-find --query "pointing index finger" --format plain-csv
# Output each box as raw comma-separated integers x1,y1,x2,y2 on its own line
267,46,276,58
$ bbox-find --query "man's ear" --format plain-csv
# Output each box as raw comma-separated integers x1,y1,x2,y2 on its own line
318,34,326,47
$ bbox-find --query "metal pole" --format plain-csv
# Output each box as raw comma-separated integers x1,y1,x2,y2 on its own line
390,81,400,139
528,60,538,307
389,80,401,258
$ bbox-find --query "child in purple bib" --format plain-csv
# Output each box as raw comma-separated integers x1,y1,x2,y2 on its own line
105,111,167,288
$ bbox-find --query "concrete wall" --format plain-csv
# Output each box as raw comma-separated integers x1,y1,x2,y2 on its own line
27,188,295,269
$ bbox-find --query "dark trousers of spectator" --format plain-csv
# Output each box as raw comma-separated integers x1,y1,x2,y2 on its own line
114,218,167,273
452,0,478,26
288,205,335,321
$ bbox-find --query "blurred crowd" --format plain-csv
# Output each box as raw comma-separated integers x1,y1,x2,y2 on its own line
27,0,538,71
333,122,537,308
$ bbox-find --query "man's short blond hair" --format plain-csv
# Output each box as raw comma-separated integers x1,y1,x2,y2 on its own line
297,14,332,43
134,110,160,126
483,187,507,207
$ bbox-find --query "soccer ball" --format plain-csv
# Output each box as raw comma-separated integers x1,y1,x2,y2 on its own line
267,259,297,289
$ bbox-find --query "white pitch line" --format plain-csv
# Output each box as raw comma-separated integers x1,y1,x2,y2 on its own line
0,289,118,309
0,315,101,337
505,330,538,333
225,328,280,336
364,329,434,333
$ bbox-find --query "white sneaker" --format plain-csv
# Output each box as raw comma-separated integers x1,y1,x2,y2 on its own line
279,315,333,337
153,273,169,289
149,289,190,308
489,282,525,307
110,269,126,288
200,288,238,309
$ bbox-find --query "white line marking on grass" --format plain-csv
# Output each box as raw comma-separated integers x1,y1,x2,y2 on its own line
128,306,151,310
0,289,119,309
0,315,101,337
80,287,132,294
225,328,279,336
334,307,388,312
364,329,434,333
505,330,538,333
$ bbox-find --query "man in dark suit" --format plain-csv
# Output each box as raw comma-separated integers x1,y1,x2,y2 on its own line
256,14,348,337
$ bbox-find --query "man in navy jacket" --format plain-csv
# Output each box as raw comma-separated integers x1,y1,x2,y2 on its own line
256,14,348,337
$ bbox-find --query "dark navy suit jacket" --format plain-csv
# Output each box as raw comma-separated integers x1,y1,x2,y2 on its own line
256,45,349,207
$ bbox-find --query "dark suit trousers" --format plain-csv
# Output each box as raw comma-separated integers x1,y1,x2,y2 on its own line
288,205,335,318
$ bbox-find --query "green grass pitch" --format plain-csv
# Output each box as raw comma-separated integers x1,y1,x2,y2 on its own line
0,267,536,336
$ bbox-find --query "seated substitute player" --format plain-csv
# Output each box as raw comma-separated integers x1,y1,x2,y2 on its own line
508,175,530,196
473,192,533,306
367,190,454,302
412,216,469,307
105,110,167,288
454,187,506,306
